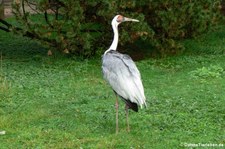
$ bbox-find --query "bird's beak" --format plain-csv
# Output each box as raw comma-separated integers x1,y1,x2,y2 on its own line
123,17,139,22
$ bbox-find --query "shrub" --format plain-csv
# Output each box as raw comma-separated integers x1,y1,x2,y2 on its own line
10,0,152,57
1,0,222,57
137,0,223,55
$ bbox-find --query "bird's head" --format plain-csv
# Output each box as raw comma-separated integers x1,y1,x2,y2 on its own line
112,15,139,27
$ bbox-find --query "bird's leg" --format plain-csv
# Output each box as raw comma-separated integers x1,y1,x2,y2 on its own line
115,94,119,134
125,104,130,132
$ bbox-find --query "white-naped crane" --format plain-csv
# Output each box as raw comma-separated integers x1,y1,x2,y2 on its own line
102,15,147,134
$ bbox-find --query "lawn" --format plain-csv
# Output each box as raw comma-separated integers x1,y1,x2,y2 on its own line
0,26,225,148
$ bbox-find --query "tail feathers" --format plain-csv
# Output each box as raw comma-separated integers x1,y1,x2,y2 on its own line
114,92,139,112
125,100,138,112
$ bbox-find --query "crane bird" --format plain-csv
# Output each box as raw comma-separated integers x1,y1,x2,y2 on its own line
102,15,147,134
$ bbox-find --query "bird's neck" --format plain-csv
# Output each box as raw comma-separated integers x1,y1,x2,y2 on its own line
109,24,119,51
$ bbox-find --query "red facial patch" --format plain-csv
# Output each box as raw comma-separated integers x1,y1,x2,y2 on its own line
117,15,124,23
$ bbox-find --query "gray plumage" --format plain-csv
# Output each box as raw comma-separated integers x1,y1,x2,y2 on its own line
102,50,146,111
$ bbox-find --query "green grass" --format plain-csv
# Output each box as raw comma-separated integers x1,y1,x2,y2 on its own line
0,26,225,148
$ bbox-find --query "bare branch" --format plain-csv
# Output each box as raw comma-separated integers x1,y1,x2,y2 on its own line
44,10,53,28
26,0,41,14
21,0,27,20
0,19,12,28
0,26,10,32
0,18,56,47
55,8,59,20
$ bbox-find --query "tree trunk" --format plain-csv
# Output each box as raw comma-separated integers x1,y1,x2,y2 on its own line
221,0,225,15
0,0,4,19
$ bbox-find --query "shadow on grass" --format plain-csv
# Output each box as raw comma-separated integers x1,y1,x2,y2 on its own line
0,30,48,60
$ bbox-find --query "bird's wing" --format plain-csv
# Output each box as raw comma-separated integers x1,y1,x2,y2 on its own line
102,51,146,108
